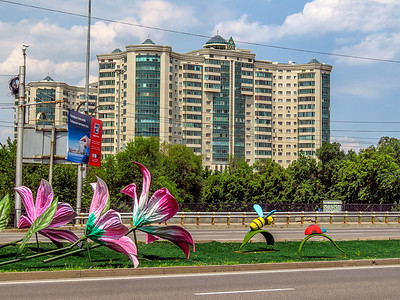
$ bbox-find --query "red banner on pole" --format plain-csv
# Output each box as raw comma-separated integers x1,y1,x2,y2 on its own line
88,117,102,167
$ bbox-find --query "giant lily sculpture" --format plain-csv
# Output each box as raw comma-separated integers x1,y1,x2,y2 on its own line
81,177,138,267
0,180,79,266
122,162,195,260
16,179,79,252
45,177,139,267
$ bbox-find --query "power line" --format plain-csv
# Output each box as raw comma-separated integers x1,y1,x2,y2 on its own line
332,120,400,124
1,0,400,64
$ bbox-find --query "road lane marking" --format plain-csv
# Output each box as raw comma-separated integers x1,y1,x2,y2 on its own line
194,288,294,295
1,265,400,286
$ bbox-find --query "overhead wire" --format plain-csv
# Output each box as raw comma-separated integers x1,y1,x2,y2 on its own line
1,0,400,64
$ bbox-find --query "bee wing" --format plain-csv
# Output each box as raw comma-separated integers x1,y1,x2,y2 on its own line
266,209,277,218
253,204,264,218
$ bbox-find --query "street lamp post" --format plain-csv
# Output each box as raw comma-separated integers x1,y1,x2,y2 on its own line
76,0,92,215
14,44,28,227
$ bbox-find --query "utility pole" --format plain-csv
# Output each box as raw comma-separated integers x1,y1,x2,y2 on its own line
115,69,125,153
76,0,91,215
48,123,55,185
14,44,28,227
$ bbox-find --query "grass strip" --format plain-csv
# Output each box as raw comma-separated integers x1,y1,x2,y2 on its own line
0,239,399,272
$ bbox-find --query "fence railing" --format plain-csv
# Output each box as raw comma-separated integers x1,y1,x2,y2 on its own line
109,202,399,213
74,211,400,227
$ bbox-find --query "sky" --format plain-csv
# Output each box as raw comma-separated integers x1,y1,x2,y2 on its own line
0,0,399,152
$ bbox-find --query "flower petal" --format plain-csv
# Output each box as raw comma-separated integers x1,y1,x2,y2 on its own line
17,215,32,229
146,233,159,244
133,162,151,212
14,186,36,221
49,203,77,228
95,210,128,239
99,236,139,268
139,225,195,259
35,179,54,217
139,188,178,226
88,177,109,219
40,228,80,248
121,183,139,217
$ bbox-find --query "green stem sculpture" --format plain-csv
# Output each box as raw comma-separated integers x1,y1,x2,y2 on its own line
0,238,23,249
240,230,275,249
298,233,346,258
35,233,40,253
0,238,83,266
43,243,102,263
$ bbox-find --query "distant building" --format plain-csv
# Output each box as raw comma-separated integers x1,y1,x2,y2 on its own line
96,35,332,169
22,35,332,169
25,75,97,126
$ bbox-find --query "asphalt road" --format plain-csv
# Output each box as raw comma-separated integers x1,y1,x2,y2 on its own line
1,226,400,244
0,265,399,299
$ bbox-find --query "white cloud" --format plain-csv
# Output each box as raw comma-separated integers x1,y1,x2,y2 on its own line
333,33,400,65
137,0,199,30
214,0,400,42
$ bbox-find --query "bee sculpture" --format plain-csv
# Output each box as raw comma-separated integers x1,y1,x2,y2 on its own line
249,204,277,231
240,204,277,249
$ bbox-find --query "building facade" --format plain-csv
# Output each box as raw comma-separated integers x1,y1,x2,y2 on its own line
25,75,98,126
96,35,332,169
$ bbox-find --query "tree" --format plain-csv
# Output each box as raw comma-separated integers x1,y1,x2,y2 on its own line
251,159,289,204
0,139,16,202
160,143,203,203
377,137,400,165
285,153,320,203
331,146,399,203
316,142,346,198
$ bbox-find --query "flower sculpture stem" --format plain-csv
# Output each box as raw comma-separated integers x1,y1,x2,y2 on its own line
0,238,23,249
35,233,40,253
0,240,81,266
43,243,102,263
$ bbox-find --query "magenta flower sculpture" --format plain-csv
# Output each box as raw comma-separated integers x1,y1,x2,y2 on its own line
83,177,139,267
122,162,195,259
15,179,79,253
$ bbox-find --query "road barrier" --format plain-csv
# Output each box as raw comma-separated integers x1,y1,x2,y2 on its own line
75,211,400,227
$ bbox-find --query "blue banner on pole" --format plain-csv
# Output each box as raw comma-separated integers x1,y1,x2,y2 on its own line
66,110,92,164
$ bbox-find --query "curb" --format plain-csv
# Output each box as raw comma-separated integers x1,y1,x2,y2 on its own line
1,258,400,282
3,222,400,233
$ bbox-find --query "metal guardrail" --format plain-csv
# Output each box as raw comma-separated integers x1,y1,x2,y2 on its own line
74,211,400,227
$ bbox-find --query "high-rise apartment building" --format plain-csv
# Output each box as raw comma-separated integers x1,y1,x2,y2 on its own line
96,35,332,169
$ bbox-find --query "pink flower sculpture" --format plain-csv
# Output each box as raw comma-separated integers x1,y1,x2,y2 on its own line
121,162,195,259
84,177,139,267
16,179,79,248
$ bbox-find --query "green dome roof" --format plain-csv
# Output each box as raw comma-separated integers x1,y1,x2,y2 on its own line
142,38,156,45
42,75,54,82
308,58,321,64
205,34,228,45
112,48,122,53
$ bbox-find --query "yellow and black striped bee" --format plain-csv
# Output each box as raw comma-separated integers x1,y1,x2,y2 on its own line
249,204,277,231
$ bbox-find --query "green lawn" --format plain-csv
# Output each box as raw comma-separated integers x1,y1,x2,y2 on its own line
0,239,399,272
